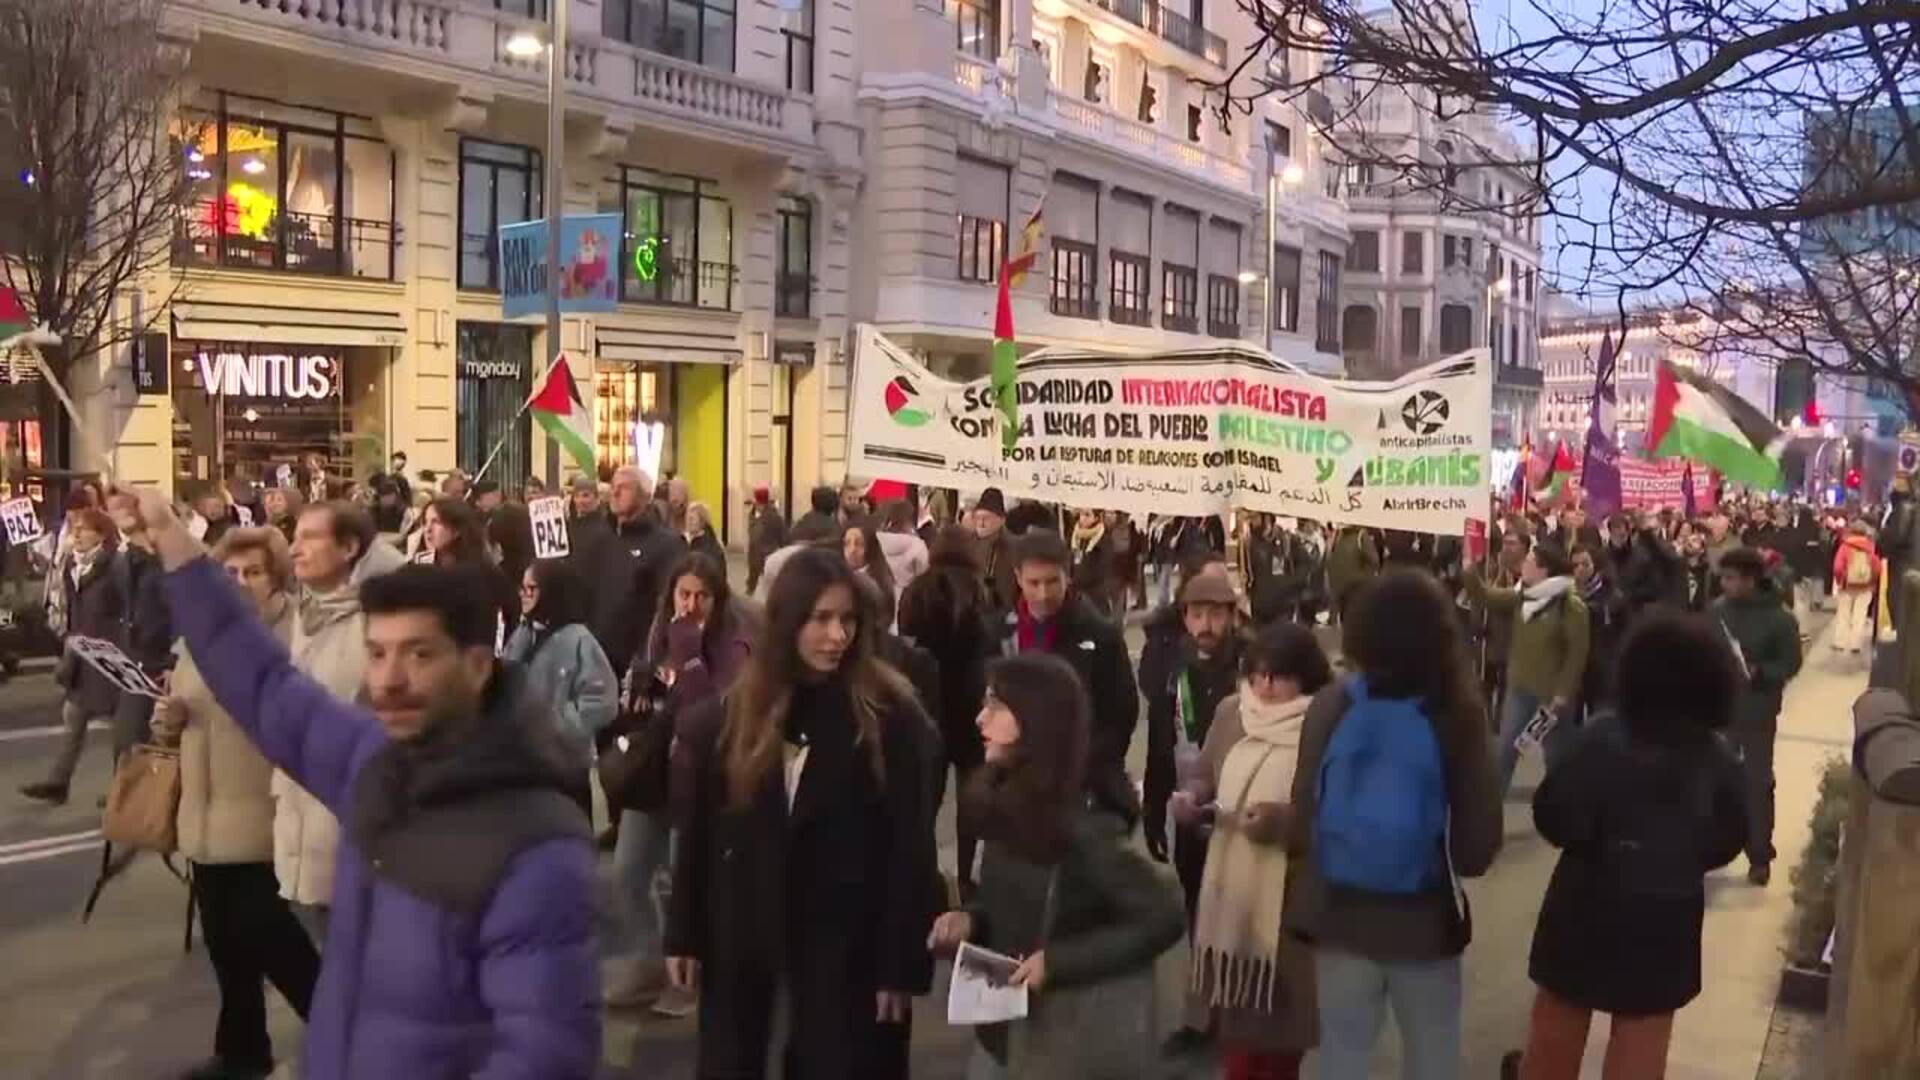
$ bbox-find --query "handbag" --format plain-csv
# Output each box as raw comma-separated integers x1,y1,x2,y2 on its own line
102,741,181,854
597,675,675,813
1002,867,1161,1079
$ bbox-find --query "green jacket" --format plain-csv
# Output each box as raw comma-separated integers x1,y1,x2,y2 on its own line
1713,589,1803,726
1326,528,1379,601
1468,574,1591,701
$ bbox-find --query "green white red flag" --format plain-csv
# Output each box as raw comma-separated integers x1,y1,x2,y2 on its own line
528,357,596,475
1648,360,1784,490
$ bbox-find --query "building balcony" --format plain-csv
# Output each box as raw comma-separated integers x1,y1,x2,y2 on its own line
1047,90,1251,192
1085,0,1227,65
172,0,805,148
174,201,397,281
775,272,814,319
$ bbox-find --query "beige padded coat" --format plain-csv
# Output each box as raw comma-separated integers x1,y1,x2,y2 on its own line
174,596,295,865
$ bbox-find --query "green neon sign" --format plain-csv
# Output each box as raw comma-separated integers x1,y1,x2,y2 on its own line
633,237,659,282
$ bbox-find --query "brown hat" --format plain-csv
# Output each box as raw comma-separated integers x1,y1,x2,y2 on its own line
1180,573,1237,609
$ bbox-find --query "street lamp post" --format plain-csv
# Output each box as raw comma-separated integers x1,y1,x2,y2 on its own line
507,0,568,488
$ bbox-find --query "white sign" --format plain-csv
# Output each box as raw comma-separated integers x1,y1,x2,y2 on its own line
195,351,338,400
233,503,255,527
66,636,163,700
632,420,667,482
0,497,42,546
529,496,570,560
947,942,1030,1026
848,326,1493,535
1513,703,1559,755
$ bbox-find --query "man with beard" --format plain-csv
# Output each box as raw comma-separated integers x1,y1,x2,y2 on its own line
1142,571,1244,1058
1604,512,1682,618
1143,572,1245,897
1714,547,1804,886
1679,527,1715,611
136,490,599,1078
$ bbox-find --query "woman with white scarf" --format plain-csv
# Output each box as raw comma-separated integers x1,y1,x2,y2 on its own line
1171,622,1335,1080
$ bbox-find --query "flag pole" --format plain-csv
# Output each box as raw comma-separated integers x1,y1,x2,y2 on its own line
470,394,538,486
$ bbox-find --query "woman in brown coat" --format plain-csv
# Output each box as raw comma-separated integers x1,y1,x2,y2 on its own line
1172,622,1334,1079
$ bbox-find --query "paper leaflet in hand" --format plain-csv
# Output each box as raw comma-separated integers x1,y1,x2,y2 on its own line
947,941,1030,1026
1513,704,1558,755
66,636,163,700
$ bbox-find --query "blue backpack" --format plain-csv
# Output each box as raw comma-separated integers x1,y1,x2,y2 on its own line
1313,674,1449,894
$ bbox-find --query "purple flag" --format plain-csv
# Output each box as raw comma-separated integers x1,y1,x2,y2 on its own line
1581,331,1622,520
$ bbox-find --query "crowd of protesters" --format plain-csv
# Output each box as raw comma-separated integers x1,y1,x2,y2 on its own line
6,456,1887,1080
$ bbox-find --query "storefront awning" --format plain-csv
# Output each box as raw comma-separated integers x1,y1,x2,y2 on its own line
171,300,407,348
597,326,742,366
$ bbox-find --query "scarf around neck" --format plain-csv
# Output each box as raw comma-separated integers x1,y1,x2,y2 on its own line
1015,598,1058,653
1071,520,1105,554
1192,688,1309,1014
1521,575,1574,621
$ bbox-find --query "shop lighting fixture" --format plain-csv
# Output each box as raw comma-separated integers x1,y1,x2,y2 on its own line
240,159,267,175
1280,162,1304,186
187,168,212,181
242,407,261,423
187,149,205,164
504,28,546,58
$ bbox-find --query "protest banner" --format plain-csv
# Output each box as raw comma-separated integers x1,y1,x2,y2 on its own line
528,496,571,560
0,496,42,546
66,637,163,700
848,326,1492,535
1618,457,1717,511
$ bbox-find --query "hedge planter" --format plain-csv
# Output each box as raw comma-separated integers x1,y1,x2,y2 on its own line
1777,959,1831,1011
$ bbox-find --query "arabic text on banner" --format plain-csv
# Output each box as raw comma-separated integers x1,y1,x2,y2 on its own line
847,327,1493,535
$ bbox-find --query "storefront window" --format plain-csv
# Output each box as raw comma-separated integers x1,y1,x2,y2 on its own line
170,92,396,280
459,140,543,291
609,167,735,309
455,324,535,486
170,343,389,490
595,363,676,476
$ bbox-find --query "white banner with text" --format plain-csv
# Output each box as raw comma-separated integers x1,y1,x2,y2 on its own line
848,327,1492,535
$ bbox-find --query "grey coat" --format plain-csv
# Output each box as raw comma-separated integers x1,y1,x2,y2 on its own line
500,621,618,761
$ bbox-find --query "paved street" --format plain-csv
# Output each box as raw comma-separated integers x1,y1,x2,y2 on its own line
0,609,1858,1079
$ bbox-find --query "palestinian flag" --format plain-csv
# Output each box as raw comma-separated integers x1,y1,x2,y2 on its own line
0,288,30,342
1649,361,1784,490
1535,440,1575,503
529,358,595,475
991,267,1019,451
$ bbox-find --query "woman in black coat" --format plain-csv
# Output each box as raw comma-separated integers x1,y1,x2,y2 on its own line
666,547,938,1079
22,508,126,803
1508,610,1749,1079
897,524,996,895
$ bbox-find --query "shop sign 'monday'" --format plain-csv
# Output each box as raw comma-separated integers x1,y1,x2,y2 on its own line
847,326,1493,536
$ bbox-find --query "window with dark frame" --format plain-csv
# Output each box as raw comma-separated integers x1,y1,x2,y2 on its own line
1400,306,1422,359
608,166,737,309
951,0,998,59
602,0,737,70
1267,120,1292,159
1272,244,1301,332
1205,274,1240,337
1402,230,1423,274
1314,251,1341,352
456,138,541,291
776,195,812,318
1348,229,1380,272
1110,251,1150,325
1162,264,1198,331
955,155,1010,283
1050,238,1098,319
171,92,400,282
783,0,814,92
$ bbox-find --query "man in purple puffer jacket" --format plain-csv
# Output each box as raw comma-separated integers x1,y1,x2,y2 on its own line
137,489,599,1080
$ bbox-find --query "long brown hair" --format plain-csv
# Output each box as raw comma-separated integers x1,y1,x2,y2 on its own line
722,547,912,809
960,652,1090,864
1342,568,1487,757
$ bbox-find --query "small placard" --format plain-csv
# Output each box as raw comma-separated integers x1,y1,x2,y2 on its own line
529,496,570,560
66,636,163,700
1513,703,1558,755
0,497,42,546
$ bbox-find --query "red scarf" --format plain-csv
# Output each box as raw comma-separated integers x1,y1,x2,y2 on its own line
1015,598,1057,653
